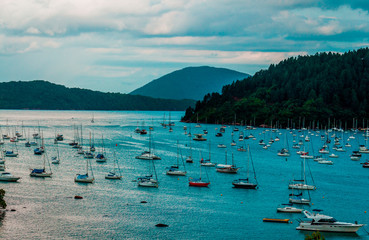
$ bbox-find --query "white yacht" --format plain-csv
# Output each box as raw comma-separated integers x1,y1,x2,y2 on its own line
296,210,364,233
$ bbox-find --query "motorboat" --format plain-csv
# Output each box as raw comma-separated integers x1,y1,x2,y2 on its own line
0,172,20,182
296,210,364,233
329,153,339,158
277,204,303,213
217,144,227,148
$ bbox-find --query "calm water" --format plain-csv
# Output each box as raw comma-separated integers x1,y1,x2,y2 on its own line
0,110,368,240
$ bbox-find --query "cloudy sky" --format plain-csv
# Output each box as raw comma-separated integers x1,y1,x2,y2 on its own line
0,0,368,93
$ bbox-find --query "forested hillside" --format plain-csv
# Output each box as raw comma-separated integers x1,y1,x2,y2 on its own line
182,48,369,127
0,80,195,110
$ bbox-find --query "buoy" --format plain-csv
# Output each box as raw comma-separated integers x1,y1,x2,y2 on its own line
365,211,367,213
221,194,223,196
177,178,179,180
322,196,324,198
241,202,243,204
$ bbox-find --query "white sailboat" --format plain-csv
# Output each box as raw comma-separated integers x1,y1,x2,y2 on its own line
30,150,53,177
216,150,239,173
135,130,161,160
96,135,107,162
75,158,94,183
186,135,193,163
232,145,258,189
289,157,315,190
105,152,122,179
138,159,158,188
51,141,60,164
200,140,216,166
166,141,187,176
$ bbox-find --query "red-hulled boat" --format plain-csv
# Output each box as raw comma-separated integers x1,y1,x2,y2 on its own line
189,178,210,187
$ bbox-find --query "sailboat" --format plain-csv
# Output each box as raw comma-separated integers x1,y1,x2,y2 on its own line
216,150,239,173
195,113,201,128
232,145,258,189
186,136,193,163
96,135,107,162
277,133,290,156
105,152,122,179
189,152,210,187
200,140,216,166
51,141,61,164
30,150,53,177
84,132,94,159
288,157,316,190
5,141,18,157
75,158,94,183
135,130,161,160
166,141,187,176
137,159,158,187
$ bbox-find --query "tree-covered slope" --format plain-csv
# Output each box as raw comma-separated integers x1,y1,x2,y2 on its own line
130,66,249,100
182,48,369,127
0,80,195,110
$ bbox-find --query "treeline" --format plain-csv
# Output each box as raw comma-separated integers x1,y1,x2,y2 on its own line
182,48,369,128
0,80,195,110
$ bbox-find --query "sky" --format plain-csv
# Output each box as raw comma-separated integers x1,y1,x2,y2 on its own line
0,0,368,93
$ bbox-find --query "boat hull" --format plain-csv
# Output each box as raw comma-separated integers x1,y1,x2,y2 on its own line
166,171,187,176
232,182,257,189
296,223,364,233
216,168,239,173
138,181,158,187
189,182,210,187
105,175,122,179
30,173,52,178
74,177,94,183
288,184,315,190
277,207,303,213
0,177,20,182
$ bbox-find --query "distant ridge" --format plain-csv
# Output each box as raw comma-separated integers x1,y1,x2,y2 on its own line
130,66,250,100
0,80,194,110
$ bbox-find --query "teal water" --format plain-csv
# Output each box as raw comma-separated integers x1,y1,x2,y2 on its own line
0,110,368,239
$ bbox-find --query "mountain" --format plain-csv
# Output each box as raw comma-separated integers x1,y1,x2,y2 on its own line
0,80,195,110
130,66,249,100
182,48,369,128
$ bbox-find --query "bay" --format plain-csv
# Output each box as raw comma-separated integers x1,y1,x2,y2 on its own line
0,110,367,239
